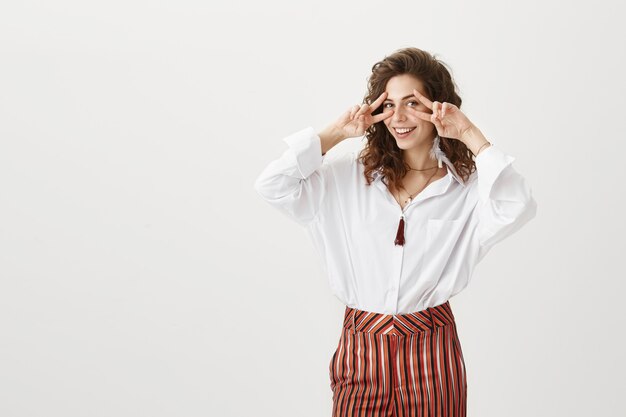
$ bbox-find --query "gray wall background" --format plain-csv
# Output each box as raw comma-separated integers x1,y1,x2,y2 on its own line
1,1,624,416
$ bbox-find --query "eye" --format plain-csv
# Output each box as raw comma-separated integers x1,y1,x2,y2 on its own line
408,100,419,107
383,103,393,108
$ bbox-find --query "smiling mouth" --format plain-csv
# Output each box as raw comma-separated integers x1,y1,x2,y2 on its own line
394,127,416,136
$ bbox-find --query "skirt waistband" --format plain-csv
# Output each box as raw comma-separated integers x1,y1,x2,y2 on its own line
343,301,456,336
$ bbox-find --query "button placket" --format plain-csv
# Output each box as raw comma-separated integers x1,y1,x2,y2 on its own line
374,172,451,313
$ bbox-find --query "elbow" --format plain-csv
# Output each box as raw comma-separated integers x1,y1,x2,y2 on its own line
509,193,538,231
253,175,265,198
510,192,538,226
254,174,275,201
510,178,538,224
519,183,538,223
478,194,537,248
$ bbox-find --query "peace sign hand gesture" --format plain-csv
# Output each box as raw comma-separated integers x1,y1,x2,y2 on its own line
410,89,474,141
333,91,394,139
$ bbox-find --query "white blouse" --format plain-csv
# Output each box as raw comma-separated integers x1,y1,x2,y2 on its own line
254,126,538,314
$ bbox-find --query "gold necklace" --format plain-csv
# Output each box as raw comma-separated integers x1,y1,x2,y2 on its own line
397,166,440,205
407,164,439,172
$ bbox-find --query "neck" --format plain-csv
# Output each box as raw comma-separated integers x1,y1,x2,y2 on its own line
402,139,439,171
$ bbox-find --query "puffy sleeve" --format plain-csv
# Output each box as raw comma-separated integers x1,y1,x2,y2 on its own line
473,144,538,261
253,126,336,226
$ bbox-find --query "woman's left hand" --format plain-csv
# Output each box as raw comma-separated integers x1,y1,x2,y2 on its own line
410,88,475,141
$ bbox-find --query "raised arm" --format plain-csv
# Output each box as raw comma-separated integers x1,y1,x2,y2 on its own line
254,93,394,226
408,89,537,259
253,126,341,226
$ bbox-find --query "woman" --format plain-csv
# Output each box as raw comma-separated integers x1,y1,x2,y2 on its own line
254,47,537,417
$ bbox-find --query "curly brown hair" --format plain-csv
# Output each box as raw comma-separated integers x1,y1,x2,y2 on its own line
357,47,476,191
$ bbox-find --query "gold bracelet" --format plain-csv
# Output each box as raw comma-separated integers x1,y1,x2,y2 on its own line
474,141,491,156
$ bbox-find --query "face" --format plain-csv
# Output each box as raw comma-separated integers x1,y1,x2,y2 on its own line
382,74,436,150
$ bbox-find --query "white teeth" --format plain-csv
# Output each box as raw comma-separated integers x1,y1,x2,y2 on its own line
395,127,415,134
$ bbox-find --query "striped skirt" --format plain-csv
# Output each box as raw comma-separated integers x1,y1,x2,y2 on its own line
328,300,467,417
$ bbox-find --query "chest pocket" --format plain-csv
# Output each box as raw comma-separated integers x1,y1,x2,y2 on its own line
424,218,465,268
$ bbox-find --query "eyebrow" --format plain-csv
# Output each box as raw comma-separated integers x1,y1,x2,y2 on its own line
383,94,416,102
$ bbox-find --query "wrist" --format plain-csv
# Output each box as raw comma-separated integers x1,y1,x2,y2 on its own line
460,124,491,156
318,126,345,155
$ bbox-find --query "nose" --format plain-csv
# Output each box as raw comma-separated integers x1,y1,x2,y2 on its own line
391,106,407,123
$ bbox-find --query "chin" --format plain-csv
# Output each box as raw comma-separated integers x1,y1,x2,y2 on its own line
392,133,419,147
395,141,416,150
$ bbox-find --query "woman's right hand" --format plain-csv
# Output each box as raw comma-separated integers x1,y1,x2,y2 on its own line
333,91,394,139
318,92,393,155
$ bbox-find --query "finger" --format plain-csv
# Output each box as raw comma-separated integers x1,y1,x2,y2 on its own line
349,105,360,119
357,115,366,133
368,91,388,112
441,102,457,118
408,108,433,122
431,113,443,129
433,101,440,118
371,109,394,123
413,88,433,109
355,103,369,117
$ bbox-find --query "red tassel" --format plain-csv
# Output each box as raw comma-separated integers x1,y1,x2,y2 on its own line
394,216,405,246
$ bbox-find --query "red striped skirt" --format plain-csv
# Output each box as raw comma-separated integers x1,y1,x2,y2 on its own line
329,300,467,417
